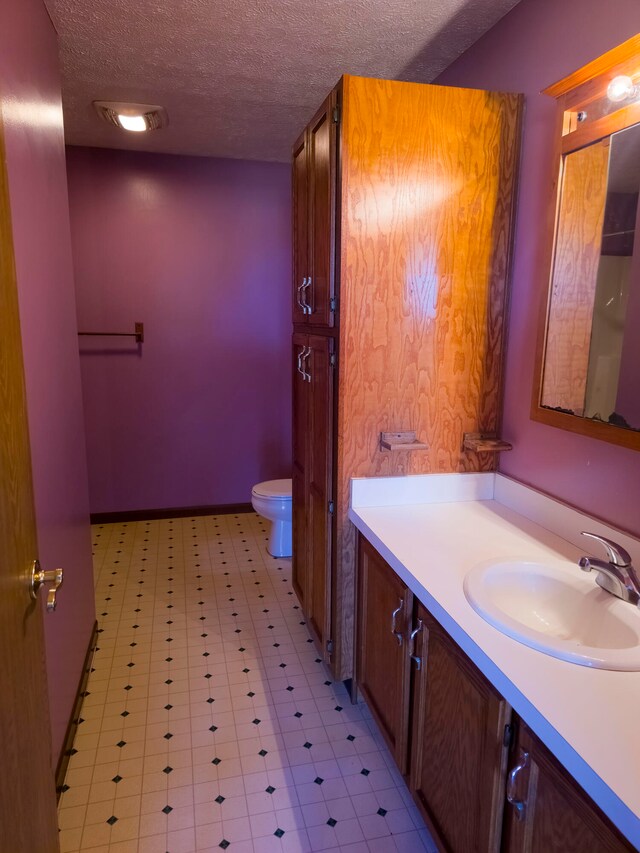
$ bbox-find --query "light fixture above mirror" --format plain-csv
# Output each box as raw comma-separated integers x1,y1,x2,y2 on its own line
532,33,640,451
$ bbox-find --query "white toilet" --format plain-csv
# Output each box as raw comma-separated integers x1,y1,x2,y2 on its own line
251,478,292,557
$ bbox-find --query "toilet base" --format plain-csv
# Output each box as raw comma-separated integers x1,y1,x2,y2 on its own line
268,520,292,558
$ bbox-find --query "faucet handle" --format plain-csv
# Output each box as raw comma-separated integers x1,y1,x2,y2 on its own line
580,532,631,568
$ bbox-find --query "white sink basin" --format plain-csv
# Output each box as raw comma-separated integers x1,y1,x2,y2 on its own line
463,559,640,670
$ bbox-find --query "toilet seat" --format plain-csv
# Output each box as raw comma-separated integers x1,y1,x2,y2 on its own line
251,479,292,500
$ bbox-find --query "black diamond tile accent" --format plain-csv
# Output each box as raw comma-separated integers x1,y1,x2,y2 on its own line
324,680,331,686
335,705,343,712
238,647,245,652
377,807,387,817
252,718,261,725
116,740,126,748
347,734,355,742
258,749,268,757
124,685,132,691
211,757,221,765
273,642,280,648
164,704,173,710
314,777,324,785
303,741,312,749
207,698,214,704
219,841,230,850
162,805,172,814
215,794,225,804
165,679,173,685
163,766,173,774
121,710,129,717
127,662,134,668
294,711,303,718
361,768,370,776
286,686,294,692
274,828,285,838
242,668,250,674
60,784,70,793
164,732,173,740
209,725,218,733
204,673,212,679
265,785,275,794
106,815,118,826
279,663,286,669
112,775,123,784
247,691,255,698
327,817,337,827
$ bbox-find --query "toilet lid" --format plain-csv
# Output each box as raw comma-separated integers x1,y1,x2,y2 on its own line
252,479,292,499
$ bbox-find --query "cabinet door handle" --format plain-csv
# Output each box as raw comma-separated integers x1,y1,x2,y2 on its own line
302,346,311,382
506,749,529,821
391,598,404,646
297,346,305,377
409,619,423,669
297,277,308,312
302,276,312,315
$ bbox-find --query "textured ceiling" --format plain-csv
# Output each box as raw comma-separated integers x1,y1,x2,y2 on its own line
45,0,521,162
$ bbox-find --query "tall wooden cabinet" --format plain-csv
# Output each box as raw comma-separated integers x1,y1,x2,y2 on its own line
292,75,523,678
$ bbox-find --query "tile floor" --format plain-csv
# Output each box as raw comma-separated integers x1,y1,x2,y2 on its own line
57,512,436,853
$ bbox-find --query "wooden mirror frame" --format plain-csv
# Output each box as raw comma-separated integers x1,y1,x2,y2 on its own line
531,33,640,451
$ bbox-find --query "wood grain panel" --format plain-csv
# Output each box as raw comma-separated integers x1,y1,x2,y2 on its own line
410,606,511,853
541,140,609,414
292,333,309,608
333,76,522,679
0,106,60,851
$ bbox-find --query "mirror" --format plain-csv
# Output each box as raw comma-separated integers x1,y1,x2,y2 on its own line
532,34,640,450
541,122,640,432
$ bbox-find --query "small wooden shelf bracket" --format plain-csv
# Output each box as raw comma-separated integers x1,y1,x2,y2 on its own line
380,431,429,452
463,432,513,453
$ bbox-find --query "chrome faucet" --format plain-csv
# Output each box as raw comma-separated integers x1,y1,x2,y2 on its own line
578,532,640,606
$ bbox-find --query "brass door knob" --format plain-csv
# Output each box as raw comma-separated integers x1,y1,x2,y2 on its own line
30,560,64,612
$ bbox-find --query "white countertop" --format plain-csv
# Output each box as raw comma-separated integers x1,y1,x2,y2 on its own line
348,472,640,849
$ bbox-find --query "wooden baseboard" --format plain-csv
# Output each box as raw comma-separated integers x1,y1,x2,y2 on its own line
90,502,254,524
56,619,98,799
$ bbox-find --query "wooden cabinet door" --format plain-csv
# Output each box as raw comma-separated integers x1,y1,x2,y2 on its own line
305,334,334,658
292,333,335,662
356,536,413,772
292,130,309,325
307,92,337,328
502,722,635,853
292,333,309,607
410,605,511,852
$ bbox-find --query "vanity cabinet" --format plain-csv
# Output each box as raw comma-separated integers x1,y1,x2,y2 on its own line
502,722,636,853
355,533,636,853
293,75,522,679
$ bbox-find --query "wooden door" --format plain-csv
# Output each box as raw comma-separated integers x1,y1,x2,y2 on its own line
356,536,412,772
292,130,309,325
292,332,309,607
305,334,334,659
502,721,635,853
307,92,337,328
410,605,511,852
0,115,60,852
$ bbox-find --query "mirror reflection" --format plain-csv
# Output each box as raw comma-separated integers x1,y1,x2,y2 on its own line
541,122,640,432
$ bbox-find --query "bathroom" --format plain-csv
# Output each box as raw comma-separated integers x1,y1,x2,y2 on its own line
2,0,640,850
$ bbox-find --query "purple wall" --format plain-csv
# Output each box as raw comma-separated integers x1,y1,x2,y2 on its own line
66,147,292,514
1,0,95,761
437,0,640,537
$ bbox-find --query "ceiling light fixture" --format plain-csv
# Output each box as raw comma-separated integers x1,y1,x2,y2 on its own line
93,101,169,132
